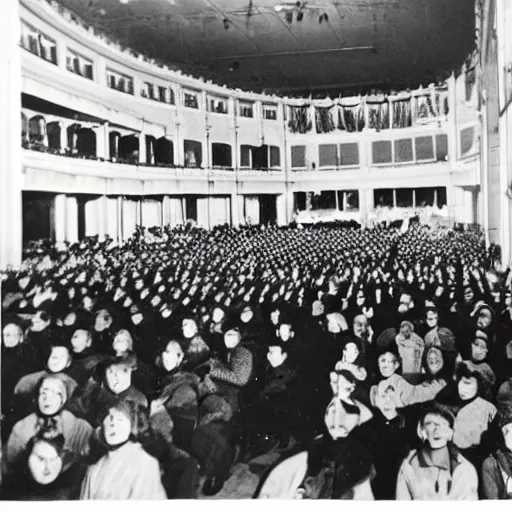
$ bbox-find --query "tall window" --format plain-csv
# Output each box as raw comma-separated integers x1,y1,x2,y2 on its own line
184,90,200,109
263,104,278,120
20,21,57,65
106,69,134,95
208,96,228,114
239,102,254,118
66,49,93,80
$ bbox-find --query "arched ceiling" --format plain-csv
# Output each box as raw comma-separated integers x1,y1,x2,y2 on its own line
57,0,475,95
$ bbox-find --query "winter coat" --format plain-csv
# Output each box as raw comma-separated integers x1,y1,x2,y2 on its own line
452,397,497,450
481,448,512,499
152,370,201,451
396,444,478,500
80,441,167,499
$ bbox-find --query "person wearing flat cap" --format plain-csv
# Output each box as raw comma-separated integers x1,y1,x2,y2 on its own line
396,402,478,500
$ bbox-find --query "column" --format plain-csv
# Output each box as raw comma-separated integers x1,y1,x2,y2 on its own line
54,194,67,243
0,0,22,267
231,190,240,226
66,196,79,243
94,123,108,159
59,121,69,152
139,133,146,164
116,196,123,243
276,193,287,226
162,195,171,226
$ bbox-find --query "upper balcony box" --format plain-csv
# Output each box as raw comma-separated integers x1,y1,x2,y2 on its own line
183,89,200,110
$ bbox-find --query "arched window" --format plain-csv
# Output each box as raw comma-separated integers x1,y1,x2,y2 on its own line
46,121,61,151
118,135,139,164
29,115,46,145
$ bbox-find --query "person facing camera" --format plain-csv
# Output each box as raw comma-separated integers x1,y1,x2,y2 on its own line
396,403,478,500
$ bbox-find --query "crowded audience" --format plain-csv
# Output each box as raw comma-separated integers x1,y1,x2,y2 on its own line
1,221,512,500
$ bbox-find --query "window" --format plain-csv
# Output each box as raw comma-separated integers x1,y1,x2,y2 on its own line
372,140,392,164
436,187,447,207
142,82,155,100
240,145,281,170
184,140,202,167
339,143,359,166
239,102,254,118
374,189,394,208
269,146,281,168
394,139,414,163
263,104,278,120
168,87,176,105
158,86,167,103
435,134,448,161
415,187,436,207
212,143,232,167
311,191,336,210
106,69,134,95
208,96,228,114
396,188,414,207
240,145,251,168
415,136,435,161
20,21,57,65
294,192,307,211
291,145,306,168
318,144,338,167
184,90,199,109
337,190,360,211
66,49,93,80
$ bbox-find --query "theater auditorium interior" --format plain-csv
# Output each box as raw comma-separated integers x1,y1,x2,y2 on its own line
1,0,512,501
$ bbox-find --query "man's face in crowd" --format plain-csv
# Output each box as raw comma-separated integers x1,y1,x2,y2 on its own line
47,346,71,373
422,413,452,449
70,329,91,354
31,312,50,333
2,323,23,348
426,310,438,329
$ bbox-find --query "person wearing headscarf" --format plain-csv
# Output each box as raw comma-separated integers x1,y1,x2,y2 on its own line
80,399,167,499
5,375,93,474
0,434,88,500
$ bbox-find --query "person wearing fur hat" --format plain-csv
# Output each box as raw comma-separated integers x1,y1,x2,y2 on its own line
80,399,167,499
256,368,375,499
5,375,93,474
180,313,210,369
396,402,478,500
66,355,148,427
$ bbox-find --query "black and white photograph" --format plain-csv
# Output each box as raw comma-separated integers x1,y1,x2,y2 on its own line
1,0,512,502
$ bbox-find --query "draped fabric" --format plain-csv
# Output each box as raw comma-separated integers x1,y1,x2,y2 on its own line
315,106,337,134
288,105,312,134
244,196,260,225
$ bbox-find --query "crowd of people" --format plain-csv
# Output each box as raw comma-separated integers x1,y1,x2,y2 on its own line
1,221,512,500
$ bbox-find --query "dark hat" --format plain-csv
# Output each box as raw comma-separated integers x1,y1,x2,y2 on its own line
420,402,456,429
221,310,241,334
